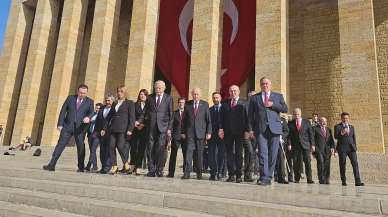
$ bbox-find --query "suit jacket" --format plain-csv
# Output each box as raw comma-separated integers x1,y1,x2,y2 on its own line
57,95,94,132
248,92,288,135
281,117,289,145
313,126,335,155
94,106,112,134
172,109,184,141
146,93,173,133
288,119,315,150
182,100,212,139
220,98,251,137
209,104,222,136
134,102,147,127
107,100,135,133
334,123,357,152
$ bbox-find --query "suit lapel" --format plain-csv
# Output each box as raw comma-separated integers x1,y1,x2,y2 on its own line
258,92,264,106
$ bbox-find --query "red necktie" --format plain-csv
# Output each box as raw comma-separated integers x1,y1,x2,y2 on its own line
296,119,301,131
264,92,269,104
76,98,82,110
194,102,199,115
321,126,326,137
231,99,236,108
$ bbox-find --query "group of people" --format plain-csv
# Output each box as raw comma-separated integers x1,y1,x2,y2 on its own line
43,77,364,186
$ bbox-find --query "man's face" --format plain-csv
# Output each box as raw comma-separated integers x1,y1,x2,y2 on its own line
154,83,165,95
78,87,88,99
341,115,350,124
293,110,302,119
313,115,319,122
260,79,271,93
229,86,240,99
117,88,125,99
319,117,327,126
105,97,113,107
212,94,221,105
178,100,185,110
192,89,200,101
95,105,101,113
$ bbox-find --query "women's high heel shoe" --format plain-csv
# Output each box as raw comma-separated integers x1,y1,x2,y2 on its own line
109,166,118,175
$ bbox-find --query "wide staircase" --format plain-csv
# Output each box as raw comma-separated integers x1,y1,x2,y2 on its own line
0,146,387,217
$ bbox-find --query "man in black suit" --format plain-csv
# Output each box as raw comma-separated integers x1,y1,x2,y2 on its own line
43,84,94,172
334,112,364,186
219,85,253,183
248,77,288,185
146,80,174,177
313,117,335,184
167,97,186,178
288,108,315,184
181,88,212,180
208,92,225,180
86,103,103,172
95,94,114,174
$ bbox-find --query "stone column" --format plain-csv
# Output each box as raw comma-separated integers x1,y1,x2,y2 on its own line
11,0,60,146
41,0,88,146
0,2,35,145
338,0,385,153
84,0,121,101
125,0,160,100
189,0,223,102
255,0,288,100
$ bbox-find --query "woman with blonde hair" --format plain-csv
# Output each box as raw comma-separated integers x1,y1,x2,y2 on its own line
104,85,135,174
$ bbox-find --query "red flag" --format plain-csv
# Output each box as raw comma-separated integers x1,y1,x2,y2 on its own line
221,0,256,96
156,0,193,97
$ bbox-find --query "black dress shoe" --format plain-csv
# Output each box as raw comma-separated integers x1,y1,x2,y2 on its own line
355,182,365,186
278,180,289,184
294,180,300,183
209,175,216,181
257,180,270,186
146,172,156,177
307,180,315,184
236,177,242,183
226,176,235,182
77,169,84,173
244,176,254,182
181,174,190,179
156,171,164,177
196,173,202,180
99,169,109,174
342,182,347,186
167,174,174,178
43,165,55,171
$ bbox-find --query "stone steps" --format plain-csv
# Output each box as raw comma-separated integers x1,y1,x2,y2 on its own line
0,167,385,217
0,201,89,217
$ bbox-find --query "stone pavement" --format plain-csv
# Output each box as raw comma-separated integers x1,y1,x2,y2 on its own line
0,146,387,217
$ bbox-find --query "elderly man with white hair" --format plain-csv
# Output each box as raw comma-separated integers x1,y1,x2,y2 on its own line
145,80,174,177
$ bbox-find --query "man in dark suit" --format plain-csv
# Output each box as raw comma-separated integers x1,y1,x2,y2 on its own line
86,103,103,172
219,85,253,183
43,84,94,172
334,112,364,186
288,108,315,184
313,116,335,184
146,80,174,177
208,92,225,180
181,88,212,180
95,94,114,174
275,115,289,184
167,97,186,178
248,77,288,185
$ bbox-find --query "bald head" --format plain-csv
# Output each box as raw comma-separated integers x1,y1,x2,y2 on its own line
319,117,327,126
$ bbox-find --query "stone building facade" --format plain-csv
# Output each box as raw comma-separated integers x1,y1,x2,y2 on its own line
0,0,387,154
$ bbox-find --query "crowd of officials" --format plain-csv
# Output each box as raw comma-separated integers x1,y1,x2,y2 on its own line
43,77,364,186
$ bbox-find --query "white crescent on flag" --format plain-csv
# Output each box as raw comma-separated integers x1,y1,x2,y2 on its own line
179,0,239,56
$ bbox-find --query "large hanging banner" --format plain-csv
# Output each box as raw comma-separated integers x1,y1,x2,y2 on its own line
156,0,255,97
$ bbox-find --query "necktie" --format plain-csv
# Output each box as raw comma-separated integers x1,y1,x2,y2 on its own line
180,111,183,123
231,99,236,108
76,98,82,110
296,119,301,131
321,126,326,137
194,102,199,115
264,92,269,104
156,95,161,107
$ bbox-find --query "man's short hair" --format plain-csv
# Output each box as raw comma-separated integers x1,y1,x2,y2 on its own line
78,84,88,90
178,97,186,102
312,113,318,116
260,77,271,84
96,103,103,107
341,112,350,117
212,91,221,97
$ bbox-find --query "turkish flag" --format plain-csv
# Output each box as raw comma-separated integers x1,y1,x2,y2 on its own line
156,0,193,97
221,0,256,96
